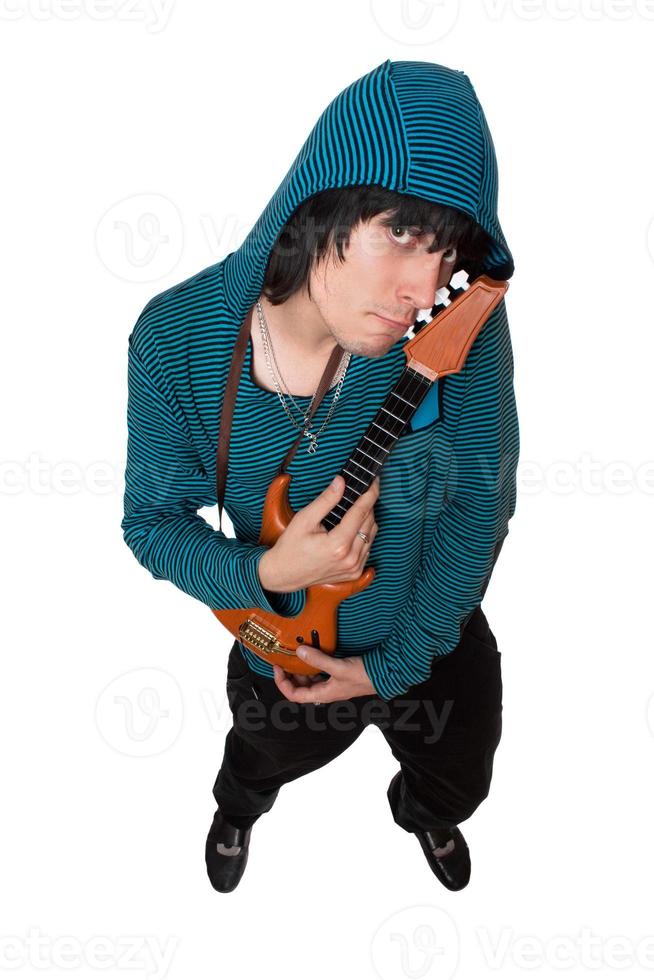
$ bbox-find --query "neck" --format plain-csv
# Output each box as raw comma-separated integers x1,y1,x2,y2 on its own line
258,291,336,357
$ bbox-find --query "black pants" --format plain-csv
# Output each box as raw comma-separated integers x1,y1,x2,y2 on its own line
212,604,503,834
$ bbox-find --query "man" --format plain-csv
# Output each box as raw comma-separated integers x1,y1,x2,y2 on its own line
121,59,519,893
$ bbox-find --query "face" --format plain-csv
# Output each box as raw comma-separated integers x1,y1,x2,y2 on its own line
307,210,459,357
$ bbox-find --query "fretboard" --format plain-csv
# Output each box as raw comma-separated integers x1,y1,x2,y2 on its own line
321,364,433,530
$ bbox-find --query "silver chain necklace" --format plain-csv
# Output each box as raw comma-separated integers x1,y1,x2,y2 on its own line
255,298,351,454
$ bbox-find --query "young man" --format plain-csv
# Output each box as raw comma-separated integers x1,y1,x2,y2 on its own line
121,59,519,893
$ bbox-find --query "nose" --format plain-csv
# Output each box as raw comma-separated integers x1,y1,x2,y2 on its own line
397,254,449,313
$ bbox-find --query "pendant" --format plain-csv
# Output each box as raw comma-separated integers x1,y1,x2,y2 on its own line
303,428,318,453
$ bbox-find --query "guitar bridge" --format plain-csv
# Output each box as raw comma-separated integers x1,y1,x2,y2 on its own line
239,619,295,658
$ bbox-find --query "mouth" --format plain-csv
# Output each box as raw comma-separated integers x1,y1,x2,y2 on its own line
373,313,414,332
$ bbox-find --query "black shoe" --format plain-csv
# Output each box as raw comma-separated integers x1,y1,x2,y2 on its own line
205,808,252,893
415,824,471,891
388,771,471,891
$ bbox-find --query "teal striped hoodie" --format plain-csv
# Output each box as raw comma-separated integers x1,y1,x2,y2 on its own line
121,59,519,700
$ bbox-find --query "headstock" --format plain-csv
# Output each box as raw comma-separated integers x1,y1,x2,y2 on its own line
403,271,509,381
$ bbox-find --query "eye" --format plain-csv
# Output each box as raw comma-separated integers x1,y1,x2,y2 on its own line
388,224,417,246
387,224,458,263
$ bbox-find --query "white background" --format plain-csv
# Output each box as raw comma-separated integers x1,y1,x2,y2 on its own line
2,1,653,978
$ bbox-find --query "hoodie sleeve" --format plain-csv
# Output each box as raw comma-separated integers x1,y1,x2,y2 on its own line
361,299,519,701
121,325,298,616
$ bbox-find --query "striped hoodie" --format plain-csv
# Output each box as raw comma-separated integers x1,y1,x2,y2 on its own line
121,59,519,700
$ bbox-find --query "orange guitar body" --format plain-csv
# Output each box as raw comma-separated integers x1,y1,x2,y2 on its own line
211,471,375,675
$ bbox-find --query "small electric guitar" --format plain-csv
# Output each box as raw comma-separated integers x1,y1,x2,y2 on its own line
212,271,508,675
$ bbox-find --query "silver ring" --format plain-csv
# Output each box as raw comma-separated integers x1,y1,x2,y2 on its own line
356,530,369,543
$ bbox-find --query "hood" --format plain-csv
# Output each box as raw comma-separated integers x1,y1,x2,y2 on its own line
222,58,514,321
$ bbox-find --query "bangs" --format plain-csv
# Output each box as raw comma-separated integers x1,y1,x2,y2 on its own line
373,195,493,266
262,184,495,305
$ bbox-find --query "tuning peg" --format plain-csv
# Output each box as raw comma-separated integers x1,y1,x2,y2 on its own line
434,286,452,307
412,274,468,332
449,269,470,291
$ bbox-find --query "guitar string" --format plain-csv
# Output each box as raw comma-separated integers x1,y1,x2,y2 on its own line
326,367,434,523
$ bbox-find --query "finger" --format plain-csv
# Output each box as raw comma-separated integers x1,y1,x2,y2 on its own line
273,665,299,697
299,672,326,687
273,665,333,703
303,474,348,528
287,672,313,686
280,676,334,704
274,665,322,690
347,515,377,565
328,477,379,544
357,511,378,544
296,645,343,677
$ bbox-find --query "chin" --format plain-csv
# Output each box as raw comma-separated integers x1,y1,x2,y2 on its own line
332,320,397,358
358,336,396,358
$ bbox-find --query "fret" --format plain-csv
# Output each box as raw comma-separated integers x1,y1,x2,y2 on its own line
392,391,417,408
333,496,359,515
371,421,398,439
362,436,389,453
352,446,380,464
342,467,368,486
379,406,405,424
387,392,417,411
321,363,437,530
334,490,358,509
347,458,377,478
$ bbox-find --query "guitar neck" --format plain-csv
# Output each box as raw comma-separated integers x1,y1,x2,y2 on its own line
321,361,432,530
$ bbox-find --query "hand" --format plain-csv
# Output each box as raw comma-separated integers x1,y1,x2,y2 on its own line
258,474,380,593
272,645,378,703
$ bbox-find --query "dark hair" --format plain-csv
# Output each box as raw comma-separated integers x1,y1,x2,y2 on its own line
261,184,494,305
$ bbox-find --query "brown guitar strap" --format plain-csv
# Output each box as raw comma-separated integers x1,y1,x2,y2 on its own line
215,304,345,532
